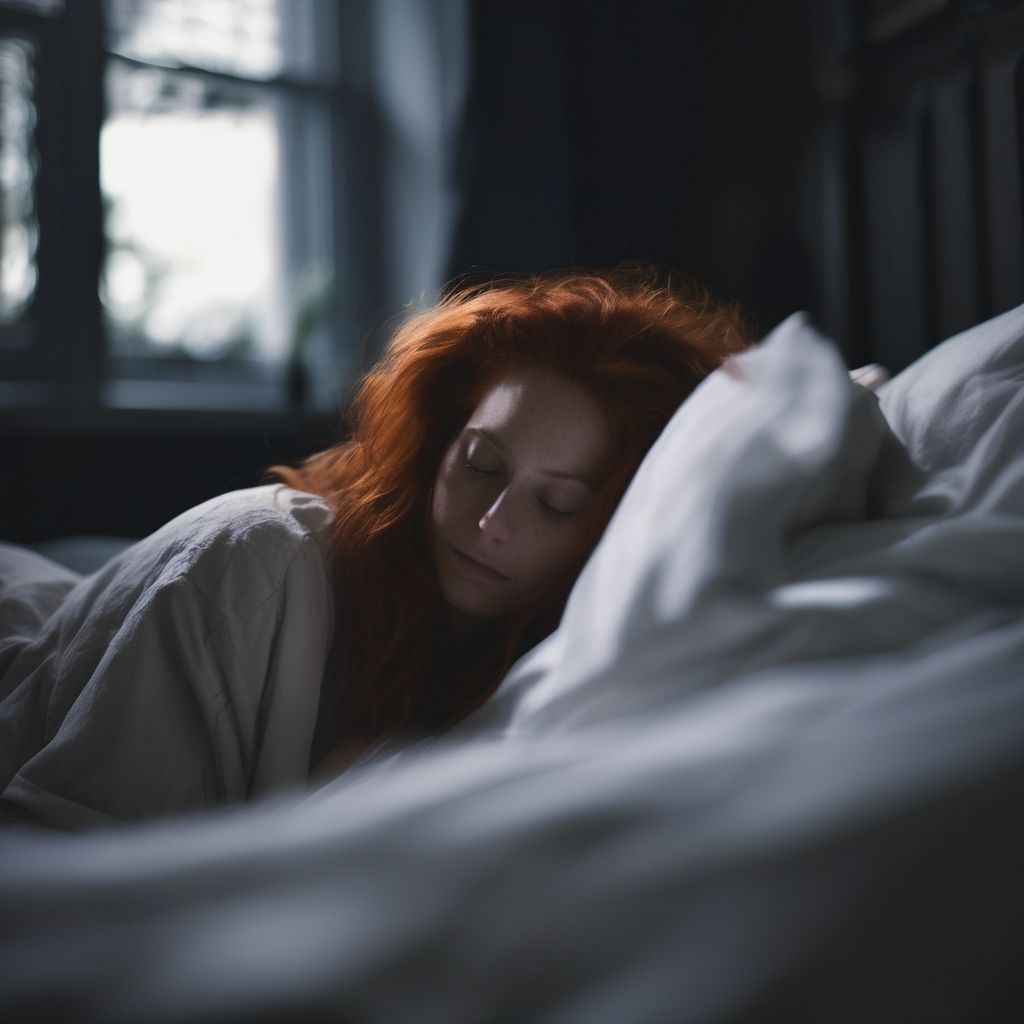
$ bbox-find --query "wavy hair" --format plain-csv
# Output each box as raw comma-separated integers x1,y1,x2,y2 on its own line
270,268,754,744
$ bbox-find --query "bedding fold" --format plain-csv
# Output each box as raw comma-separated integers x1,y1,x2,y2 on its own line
0,486,336,827
2,307,1023,1022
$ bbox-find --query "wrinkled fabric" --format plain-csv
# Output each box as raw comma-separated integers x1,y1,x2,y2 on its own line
454,313,1024,738
1,311,1023,1022
0,485,335,827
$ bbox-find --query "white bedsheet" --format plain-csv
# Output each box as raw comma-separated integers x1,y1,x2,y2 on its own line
0,486,335,826
1,312,1022,1022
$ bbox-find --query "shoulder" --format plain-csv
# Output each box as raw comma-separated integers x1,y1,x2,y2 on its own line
139,484,336,614
1,487,338,823
58,485,336,639
169,483,333,566
170,483,333,549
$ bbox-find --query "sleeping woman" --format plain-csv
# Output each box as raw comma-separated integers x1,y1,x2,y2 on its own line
0,269,752,827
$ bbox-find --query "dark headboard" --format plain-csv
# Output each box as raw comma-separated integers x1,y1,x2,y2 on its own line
804,0,1024,372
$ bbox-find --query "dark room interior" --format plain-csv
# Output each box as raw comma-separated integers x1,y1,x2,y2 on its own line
3,3,1024,1020
4,0,1020,544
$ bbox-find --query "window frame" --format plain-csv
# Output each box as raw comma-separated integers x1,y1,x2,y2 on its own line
0,0,363,425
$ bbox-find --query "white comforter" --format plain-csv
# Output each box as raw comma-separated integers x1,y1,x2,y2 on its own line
0,486,335,825
1,310,1022,1022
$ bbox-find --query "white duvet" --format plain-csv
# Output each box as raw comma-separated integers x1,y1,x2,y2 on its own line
0,486,336,825
1,308,1023,1022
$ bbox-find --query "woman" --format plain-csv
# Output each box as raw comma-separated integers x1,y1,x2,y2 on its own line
0,267,751,826
272,268,753,778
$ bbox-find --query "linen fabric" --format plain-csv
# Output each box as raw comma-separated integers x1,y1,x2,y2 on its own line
0,485,335,827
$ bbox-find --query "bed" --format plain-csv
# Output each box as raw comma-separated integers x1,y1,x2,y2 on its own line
1,297,1023,1021
4,4,1024,1016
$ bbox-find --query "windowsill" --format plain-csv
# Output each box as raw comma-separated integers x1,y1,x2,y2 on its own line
104,377,291,412
0,379,343,438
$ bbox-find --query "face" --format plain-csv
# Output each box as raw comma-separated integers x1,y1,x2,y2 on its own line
429,365,615,630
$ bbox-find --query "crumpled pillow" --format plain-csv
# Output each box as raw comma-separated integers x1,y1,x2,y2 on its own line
874,301,1024,517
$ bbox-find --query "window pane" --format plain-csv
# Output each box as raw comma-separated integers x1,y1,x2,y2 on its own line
101,60,335,375
0,35,38,344
0,1,63,15
104,0,338,84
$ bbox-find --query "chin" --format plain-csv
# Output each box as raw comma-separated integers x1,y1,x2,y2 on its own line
440,583,511,621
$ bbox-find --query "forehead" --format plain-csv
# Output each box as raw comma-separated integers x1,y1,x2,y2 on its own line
466,366,613,477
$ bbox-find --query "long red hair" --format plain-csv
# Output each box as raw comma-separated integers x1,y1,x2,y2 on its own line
271,268,754,743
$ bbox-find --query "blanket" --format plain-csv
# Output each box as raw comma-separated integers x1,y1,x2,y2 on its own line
0,486,335,826
1,307,1022,1022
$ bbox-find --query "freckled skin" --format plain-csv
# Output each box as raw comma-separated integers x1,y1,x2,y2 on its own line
429,366,614,633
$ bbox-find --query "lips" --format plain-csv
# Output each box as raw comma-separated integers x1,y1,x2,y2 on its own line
451,546,511,582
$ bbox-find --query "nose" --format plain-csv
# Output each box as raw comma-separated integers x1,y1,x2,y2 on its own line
478,486,515,542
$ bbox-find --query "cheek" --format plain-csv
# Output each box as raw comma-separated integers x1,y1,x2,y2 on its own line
430,452,460,527
430,476,449,527
430,463,479,543
519,527,594,600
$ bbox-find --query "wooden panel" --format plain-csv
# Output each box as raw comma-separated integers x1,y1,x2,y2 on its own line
978,48,1024,314
862,92,932,370
807,1,1024,366
928,67,984,339
811,115,856,359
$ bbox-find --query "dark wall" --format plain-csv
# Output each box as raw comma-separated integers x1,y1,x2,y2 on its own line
447,0,816,333
4,0,820,544
9,0,1019,543
4,414,340,542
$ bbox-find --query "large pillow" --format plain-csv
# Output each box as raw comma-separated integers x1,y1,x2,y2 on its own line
448,305,1024,742
875,301,1024,517
454,313,895,737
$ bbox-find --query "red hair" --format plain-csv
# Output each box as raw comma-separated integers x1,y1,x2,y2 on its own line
271,268,753,743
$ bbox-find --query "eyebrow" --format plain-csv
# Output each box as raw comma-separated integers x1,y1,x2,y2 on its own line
465,426,597,489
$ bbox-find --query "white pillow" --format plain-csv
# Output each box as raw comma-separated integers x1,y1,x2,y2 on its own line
875,301,1024,517
447,306,1024,741
461,313,890,735
457,302,1024,739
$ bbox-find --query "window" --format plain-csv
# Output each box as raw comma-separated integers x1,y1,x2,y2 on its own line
0,32,38,351
0,0,356,415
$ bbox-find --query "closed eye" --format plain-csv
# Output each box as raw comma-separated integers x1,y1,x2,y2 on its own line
540,501,575,521
463,461,499,477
